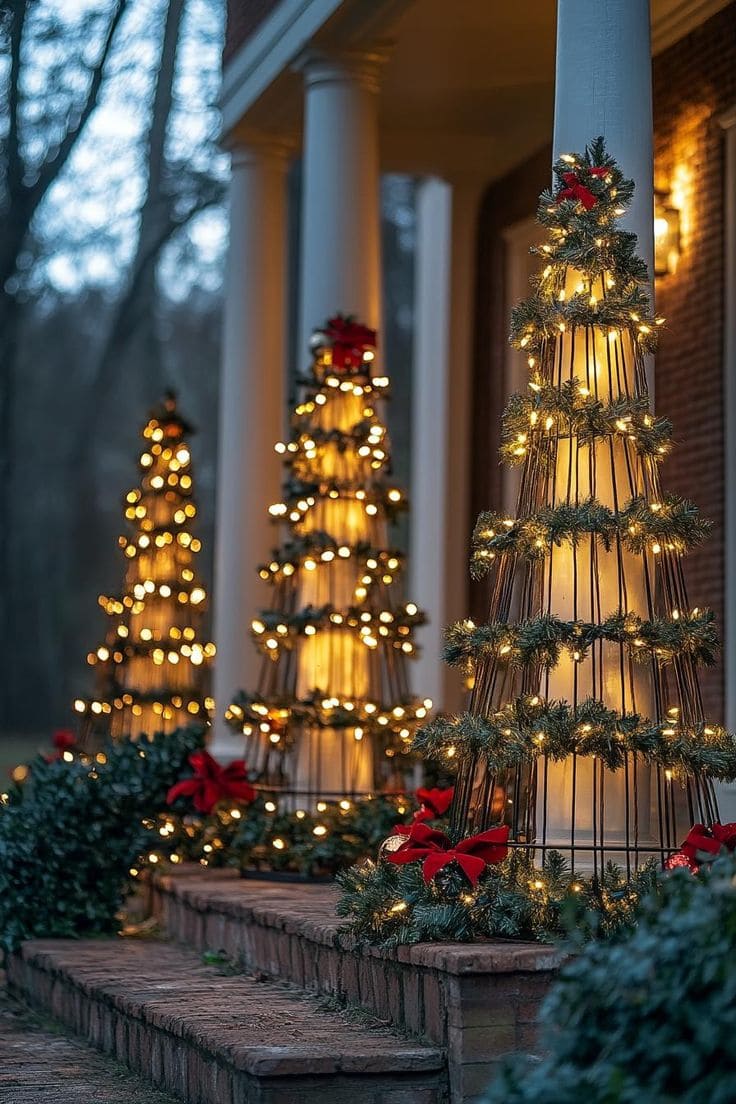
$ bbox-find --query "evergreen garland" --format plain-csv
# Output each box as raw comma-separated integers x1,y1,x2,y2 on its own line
336,849,659,946
414,698,736,780
471,494,710,576
443,609,719,672
251,600,425,660
500,380,672,466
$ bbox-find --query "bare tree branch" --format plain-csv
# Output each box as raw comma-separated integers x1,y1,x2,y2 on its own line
71,186,223,462
28,0,129,221
6,1,27,199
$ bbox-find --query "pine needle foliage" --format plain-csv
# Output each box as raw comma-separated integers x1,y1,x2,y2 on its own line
0,725,204,951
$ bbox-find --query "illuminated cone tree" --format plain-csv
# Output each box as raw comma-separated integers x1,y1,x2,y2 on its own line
337,141,736,945
75,393,215,740
432,139,735,876
227,317,431,807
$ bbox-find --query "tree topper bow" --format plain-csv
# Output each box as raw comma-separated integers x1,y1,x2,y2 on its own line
555,166,609,211
324,315,377,369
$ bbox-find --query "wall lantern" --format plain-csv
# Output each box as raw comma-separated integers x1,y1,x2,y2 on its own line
654,189,681,276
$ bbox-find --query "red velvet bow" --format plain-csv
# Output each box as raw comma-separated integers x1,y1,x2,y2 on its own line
664,821,736,871
556,171,597,210
44,728,77,762
414,786,455,821
588,165,611,178
325,316,377,369
166,750,256,815
386,821,509,885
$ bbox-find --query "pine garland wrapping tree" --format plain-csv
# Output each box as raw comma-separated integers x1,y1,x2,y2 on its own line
337,139,736,944
227,317,431,814
74,393,215,740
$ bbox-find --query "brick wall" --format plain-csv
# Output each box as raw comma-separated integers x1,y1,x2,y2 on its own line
652,1,736,718
471,2,736,720
224,0,282,65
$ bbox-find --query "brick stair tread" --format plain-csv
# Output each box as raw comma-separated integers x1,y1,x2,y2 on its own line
13,938,444,1079
0,977,179,1103
157,868,563,974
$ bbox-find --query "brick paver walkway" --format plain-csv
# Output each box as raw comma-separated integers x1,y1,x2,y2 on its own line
0,976,179,1103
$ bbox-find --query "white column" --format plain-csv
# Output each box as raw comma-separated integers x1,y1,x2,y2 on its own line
410,178,482,714
550,0,656,857
554,0,654,290
210,140,290,757
297,49,384,351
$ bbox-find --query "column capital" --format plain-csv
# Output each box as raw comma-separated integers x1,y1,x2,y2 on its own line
293,45,392,95
224,128,297,170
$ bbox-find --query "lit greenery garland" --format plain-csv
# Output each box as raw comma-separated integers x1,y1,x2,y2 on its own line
508,137,659,362
413,698,736,781
226,688,431,747
443,609,719,672
500,379,673,466
278,475,407,524
250,601,426,659
336,849,659,946
471,494,710,577
147,794,428,879
257,536,405,583
230,796,408,877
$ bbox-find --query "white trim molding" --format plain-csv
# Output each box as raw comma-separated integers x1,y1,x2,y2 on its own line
220,0,410,139
651,0,733,55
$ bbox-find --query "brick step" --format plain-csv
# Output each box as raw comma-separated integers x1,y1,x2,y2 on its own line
0,978,179,1104
153,868,561,1102
8,938,446,1104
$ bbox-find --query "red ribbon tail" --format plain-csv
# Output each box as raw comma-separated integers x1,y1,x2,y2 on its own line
166,779,199,805
195,780,222,814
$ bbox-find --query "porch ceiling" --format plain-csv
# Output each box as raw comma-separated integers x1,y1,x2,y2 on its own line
378,0,555,179
222,0,733,184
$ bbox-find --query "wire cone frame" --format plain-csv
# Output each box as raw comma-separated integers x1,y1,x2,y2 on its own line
75,392,215,741
423,138,736,877
227,318,431,808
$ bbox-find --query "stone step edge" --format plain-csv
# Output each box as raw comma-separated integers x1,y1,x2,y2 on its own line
7,940,446,1092
153,870,564,976
153,870,559,1058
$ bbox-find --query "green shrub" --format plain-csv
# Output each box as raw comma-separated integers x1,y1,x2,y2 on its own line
485,857,736,1104
0,725,204,952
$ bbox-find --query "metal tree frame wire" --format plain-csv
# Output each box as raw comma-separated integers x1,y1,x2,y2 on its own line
227,320,430,808
446,142,724,880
